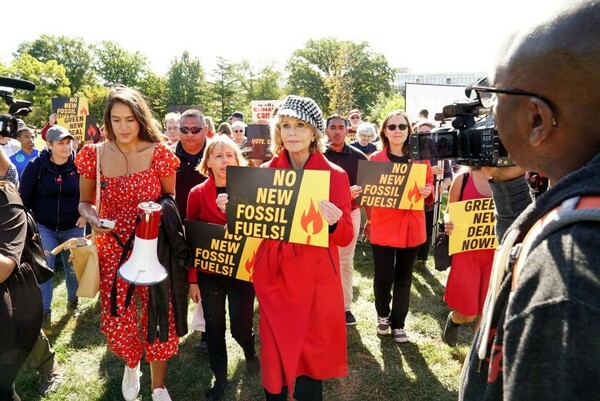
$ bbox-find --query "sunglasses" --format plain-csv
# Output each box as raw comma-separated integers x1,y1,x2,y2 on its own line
179,126,205,134
233,129,244,133
386,123,408,131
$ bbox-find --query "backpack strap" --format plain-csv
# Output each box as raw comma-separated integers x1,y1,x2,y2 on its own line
511,195,600,290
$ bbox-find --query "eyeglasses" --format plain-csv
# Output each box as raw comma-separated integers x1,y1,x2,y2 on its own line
233,129,244,133
179,126,205,134
386,123,408,131
468,77,558,127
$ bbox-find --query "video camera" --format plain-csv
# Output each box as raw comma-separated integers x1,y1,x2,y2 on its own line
409,93,513,167
0,76,36,138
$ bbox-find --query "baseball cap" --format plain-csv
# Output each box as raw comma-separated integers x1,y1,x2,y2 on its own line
230,111,244,121
46,125,74,142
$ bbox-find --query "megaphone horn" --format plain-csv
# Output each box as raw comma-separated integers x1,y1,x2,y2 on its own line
118,201,168,285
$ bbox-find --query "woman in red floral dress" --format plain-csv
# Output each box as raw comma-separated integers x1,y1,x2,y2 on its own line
76,86,180,401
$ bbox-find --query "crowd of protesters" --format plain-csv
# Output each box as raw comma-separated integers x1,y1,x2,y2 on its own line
2,3,599,399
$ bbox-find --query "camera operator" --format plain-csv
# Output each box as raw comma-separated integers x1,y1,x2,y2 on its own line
460,2,600,400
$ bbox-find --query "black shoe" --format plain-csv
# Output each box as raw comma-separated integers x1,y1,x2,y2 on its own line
205,381,227,401
345,311,357,326
443,312,459,347
245,356,260,375
67,299,80,316
198,332,208,353
415,260,435,278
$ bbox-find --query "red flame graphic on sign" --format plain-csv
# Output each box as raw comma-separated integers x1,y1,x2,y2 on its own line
408,181,422,210
87,124,96,139
301,200,323,245
245,250,256,282
79,106,88,115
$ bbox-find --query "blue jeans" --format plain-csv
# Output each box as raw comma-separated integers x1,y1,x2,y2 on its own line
37,223,85,313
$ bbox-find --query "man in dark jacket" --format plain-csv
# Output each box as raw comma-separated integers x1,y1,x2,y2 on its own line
460,1,600,400
324,114,367,326
173,109,207,220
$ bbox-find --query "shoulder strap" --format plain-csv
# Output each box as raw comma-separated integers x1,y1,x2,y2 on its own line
511,195,600,289
95,144,101,214
458,172,469,202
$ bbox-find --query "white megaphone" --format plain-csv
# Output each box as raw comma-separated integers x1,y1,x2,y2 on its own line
118,201,168,285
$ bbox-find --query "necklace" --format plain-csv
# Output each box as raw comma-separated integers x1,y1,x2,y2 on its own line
114,142,130,175
48,156,69,184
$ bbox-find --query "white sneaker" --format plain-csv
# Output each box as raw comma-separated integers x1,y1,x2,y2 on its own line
152,387,172,401
122,362,141,401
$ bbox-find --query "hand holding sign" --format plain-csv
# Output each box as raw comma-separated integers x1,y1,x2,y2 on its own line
318,200,343,225
216,193,229,213
419,185,432,198
350,185,363,200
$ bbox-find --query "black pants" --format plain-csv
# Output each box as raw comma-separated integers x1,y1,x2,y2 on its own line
416,209,435,262
198,273,256,384
264,376,323,401
372,244,419,329
0,347,31,401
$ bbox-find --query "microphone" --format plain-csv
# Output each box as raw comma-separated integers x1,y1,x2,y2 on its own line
0,76,36,91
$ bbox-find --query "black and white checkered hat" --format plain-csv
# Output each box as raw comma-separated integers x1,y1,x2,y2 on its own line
276,95,324,132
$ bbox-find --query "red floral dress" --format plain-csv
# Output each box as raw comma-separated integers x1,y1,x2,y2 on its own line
75,142,180,366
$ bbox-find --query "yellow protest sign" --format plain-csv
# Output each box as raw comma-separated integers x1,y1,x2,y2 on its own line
227,166,330,247
185,221,263,282
448,199,498,254
52,97,89,141
357,160,428,210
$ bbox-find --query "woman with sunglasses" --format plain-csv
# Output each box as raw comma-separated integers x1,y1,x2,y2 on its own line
363,110,434,343
19,125,86,333
231,121,248,149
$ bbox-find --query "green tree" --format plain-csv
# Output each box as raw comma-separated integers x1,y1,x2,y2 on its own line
15,35,96,95
93,41,150,88
325,42,354,115
236,60,283,102
83,85,109,126
287,37,394,116
165,51,206,111
209,57,242,123
368,92,406,125
6,54,70,127
138,71,168,120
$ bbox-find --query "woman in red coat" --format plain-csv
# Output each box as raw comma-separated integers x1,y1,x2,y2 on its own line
186,135,257,401
253,96,353,401
363,110,434,344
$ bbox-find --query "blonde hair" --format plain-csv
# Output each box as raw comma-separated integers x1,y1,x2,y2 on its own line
196,135,248,177
269,115,326,157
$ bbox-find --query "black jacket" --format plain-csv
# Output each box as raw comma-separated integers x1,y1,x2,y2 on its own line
147,194,192,343
19,149,80,230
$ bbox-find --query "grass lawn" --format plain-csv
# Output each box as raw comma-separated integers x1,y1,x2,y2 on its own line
16,237,473,401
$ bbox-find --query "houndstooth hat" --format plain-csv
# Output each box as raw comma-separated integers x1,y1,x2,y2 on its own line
276,95,324,132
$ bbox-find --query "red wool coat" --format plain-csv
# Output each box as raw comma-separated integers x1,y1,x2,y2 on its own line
186,174,225,283
253,150,353,395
